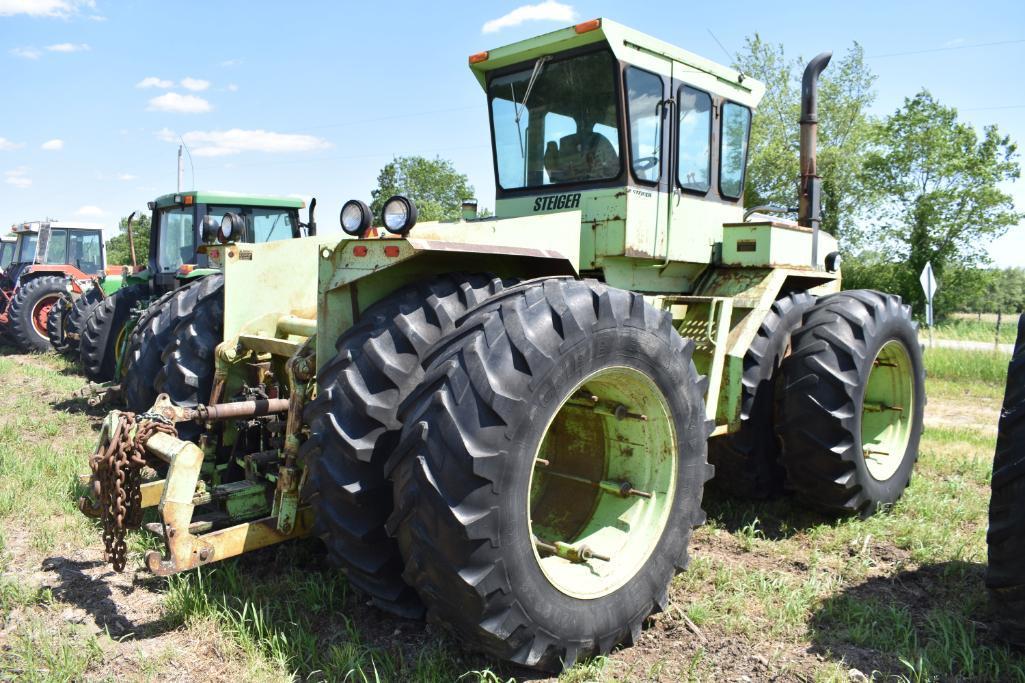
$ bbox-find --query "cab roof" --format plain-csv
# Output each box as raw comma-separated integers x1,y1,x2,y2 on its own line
468,17,764,109
10,220,104,234
152,190,306,210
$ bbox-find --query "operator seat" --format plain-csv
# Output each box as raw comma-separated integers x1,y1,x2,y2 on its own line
544,130,618,182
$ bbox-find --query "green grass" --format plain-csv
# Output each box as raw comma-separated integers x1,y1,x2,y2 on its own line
1,344,1023,680
933,316,1020,345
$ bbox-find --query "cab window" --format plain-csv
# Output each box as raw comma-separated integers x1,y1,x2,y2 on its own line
677,86,713,193
44,229,69,264
625,67,664,183
69,230,102,274
250,209,296,242
157,207,196,273
720,102,752,199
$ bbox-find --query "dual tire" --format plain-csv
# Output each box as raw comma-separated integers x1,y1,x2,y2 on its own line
306,276,712,671
80,284,149,382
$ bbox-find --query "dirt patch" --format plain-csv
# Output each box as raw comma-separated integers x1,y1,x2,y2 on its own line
926,394,1001,435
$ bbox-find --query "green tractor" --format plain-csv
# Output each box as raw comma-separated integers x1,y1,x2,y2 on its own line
80,19,925,671
76,191,314,401
0,220,121,353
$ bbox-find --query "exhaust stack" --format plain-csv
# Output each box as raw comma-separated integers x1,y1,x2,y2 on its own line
798,51,831,267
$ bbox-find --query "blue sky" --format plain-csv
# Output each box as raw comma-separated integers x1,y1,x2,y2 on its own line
1,0,1023,268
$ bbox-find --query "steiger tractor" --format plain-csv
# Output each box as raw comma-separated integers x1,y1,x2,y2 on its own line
0,220,122,353
79,19,925,671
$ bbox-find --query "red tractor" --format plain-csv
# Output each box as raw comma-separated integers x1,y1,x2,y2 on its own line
0,221,118,353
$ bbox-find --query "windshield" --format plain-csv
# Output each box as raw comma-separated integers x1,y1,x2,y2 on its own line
489,50,620,190
250,208,296,242
156,207,196,273
16,234,38,263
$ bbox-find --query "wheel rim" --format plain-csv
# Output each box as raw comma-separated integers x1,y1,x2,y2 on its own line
862,339,915,481
528,366,677,599
113,322,129,366
32,295,59,339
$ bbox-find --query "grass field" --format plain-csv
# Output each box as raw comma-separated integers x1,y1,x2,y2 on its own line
932,314,1020,346
0,341,1020,681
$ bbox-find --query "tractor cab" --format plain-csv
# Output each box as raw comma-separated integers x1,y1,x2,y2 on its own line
3,221,106,287
147,191,308,290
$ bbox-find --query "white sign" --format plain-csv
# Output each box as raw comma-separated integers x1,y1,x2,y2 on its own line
919,262,938,326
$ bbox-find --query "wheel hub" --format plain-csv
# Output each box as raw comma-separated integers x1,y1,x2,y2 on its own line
862,339,915,481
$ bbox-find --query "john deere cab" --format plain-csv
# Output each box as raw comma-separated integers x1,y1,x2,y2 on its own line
0,220,118,352
78,190,314,405
80,19,924,673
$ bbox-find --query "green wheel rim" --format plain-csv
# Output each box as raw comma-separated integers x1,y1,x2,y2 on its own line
862,339,915,481
527,366,678,599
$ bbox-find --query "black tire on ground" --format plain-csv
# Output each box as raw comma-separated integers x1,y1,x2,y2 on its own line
776,290,925,516
385,278,713,671
46,291,73,353
156,274,225,410
122,280,206,412
64,286,105,353
986,314,1025,646
708,292,816,498
302,273,515,619
8,275,67,353
80,284,148,382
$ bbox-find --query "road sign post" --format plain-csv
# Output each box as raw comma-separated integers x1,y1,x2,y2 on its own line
920,262,938,348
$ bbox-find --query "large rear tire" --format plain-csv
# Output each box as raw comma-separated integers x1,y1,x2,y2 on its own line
8,275,66,353
708,292,815,498
303,273,514,618
776,290,925,516
986,314,1025,645
64,286,104,353
386,279,712,671
156,275,225,427
80,284,148,382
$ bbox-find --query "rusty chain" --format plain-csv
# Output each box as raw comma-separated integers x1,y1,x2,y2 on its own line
88,411,176,572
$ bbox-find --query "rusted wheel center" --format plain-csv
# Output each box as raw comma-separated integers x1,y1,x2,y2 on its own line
32,294,60,339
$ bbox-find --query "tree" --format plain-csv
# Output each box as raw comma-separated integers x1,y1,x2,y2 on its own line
105,213,151,269
370,156,475,223
861,90,1022,317
735,36,877,245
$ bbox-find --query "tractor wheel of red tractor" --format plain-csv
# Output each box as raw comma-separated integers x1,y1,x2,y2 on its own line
8,275,67,353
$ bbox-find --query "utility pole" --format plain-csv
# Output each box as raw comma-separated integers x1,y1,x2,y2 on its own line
177,145,184,192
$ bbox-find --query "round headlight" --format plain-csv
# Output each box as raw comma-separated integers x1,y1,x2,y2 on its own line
201,216,219,243
381,195,417,235
340,199,372,236
219,212,245,243
825,251,842,273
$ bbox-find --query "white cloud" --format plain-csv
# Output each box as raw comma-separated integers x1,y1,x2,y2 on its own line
155,128,177,142
482,1,575,33
226,83,239,92
0,0,94,18
136,76,173,89
76,205,105,217
4,168,31,189
147,92,212,114
117,173,136,181
180,77,210,92
178,128,331,157
46,42,89,52
40,138,63,150
0,137,23,150
10,46,42,59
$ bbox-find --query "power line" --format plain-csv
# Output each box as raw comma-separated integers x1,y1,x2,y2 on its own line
868,38,1025,59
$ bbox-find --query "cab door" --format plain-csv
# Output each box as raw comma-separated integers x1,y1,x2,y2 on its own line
623,65,669,258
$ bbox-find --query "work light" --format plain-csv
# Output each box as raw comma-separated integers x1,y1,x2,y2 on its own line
381,195,417,235
201,216,219,243
340,199,372,236
218,213,245,243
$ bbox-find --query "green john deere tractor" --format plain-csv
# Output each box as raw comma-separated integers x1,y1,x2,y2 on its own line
80,19,925,671
76,191,314,403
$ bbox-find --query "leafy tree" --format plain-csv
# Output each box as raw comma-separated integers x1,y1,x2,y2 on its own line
735,37,877,244
105,213,151,269
861,90,1022,317
370,156,475,223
